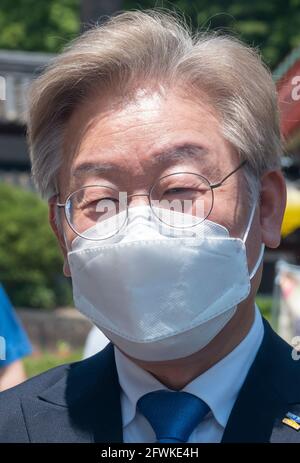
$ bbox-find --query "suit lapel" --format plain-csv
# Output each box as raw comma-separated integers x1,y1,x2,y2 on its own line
221,357,288,442
222,318,300,442
22,343,123,443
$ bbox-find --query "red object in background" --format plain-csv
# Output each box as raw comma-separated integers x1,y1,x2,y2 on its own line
276,60,300,140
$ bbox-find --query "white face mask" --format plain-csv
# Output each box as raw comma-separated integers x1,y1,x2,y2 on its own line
67,205,264,361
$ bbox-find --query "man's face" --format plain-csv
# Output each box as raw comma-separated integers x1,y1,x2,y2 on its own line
54,86,264,279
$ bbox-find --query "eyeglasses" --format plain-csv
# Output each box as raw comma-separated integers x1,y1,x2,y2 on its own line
56,160,246,240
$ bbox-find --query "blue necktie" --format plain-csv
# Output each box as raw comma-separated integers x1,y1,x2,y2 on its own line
137,390,210,443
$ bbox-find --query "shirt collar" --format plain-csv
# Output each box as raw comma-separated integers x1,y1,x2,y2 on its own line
114,304,264,429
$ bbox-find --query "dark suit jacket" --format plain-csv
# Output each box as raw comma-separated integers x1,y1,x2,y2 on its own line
1,318,300,443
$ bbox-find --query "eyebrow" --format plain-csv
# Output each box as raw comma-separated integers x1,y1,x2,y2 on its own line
70,143,209,188
151,143,209,165
71,162,117,179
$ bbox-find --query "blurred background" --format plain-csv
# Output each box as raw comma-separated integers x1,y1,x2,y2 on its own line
0,0,300,382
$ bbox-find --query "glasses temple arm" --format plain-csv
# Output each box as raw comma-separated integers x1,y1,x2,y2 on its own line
210,160,247,190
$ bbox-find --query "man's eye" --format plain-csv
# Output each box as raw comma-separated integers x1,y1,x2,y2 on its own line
80,197,119,208
165,188,191,195
99,197,120,204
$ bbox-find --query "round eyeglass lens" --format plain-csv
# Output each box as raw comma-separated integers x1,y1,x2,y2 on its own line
150,172,213,228
65,185,127,240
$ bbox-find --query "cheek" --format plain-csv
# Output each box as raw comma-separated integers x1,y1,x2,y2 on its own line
209,205,262,277
208,193,247,237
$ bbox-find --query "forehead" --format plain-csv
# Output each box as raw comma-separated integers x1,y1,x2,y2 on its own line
64,87,221,150
60,87,237,191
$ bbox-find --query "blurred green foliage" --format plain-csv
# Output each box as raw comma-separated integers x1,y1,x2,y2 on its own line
0,183,72,309
0,0,80,53
23,348,82,378
255,294,273,322
0,0,300,69
124,0,300,69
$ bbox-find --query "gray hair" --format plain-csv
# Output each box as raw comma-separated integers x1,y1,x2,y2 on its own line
27,9,282,199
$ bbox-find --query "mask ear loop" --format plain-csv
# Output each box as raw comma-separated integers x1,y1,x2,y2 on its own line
249,243,265,280
241,199,265,280
64,229,72,253
242,201,257,243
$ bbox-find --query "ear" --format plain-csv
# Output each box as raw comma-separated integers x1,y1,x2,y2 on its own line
48,197,71,277
259,169,287,248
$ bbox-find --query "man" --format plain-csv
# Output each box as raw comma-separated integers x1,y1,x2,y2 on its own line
0,10,298,443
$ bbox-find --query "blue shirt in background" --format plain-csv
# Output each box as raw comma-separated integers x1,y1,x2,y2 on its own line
0,284,32,367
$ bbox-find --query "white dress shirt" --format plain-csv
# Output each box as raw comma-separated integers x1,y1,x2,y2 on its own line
83,326,109,359
114,305,264,443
